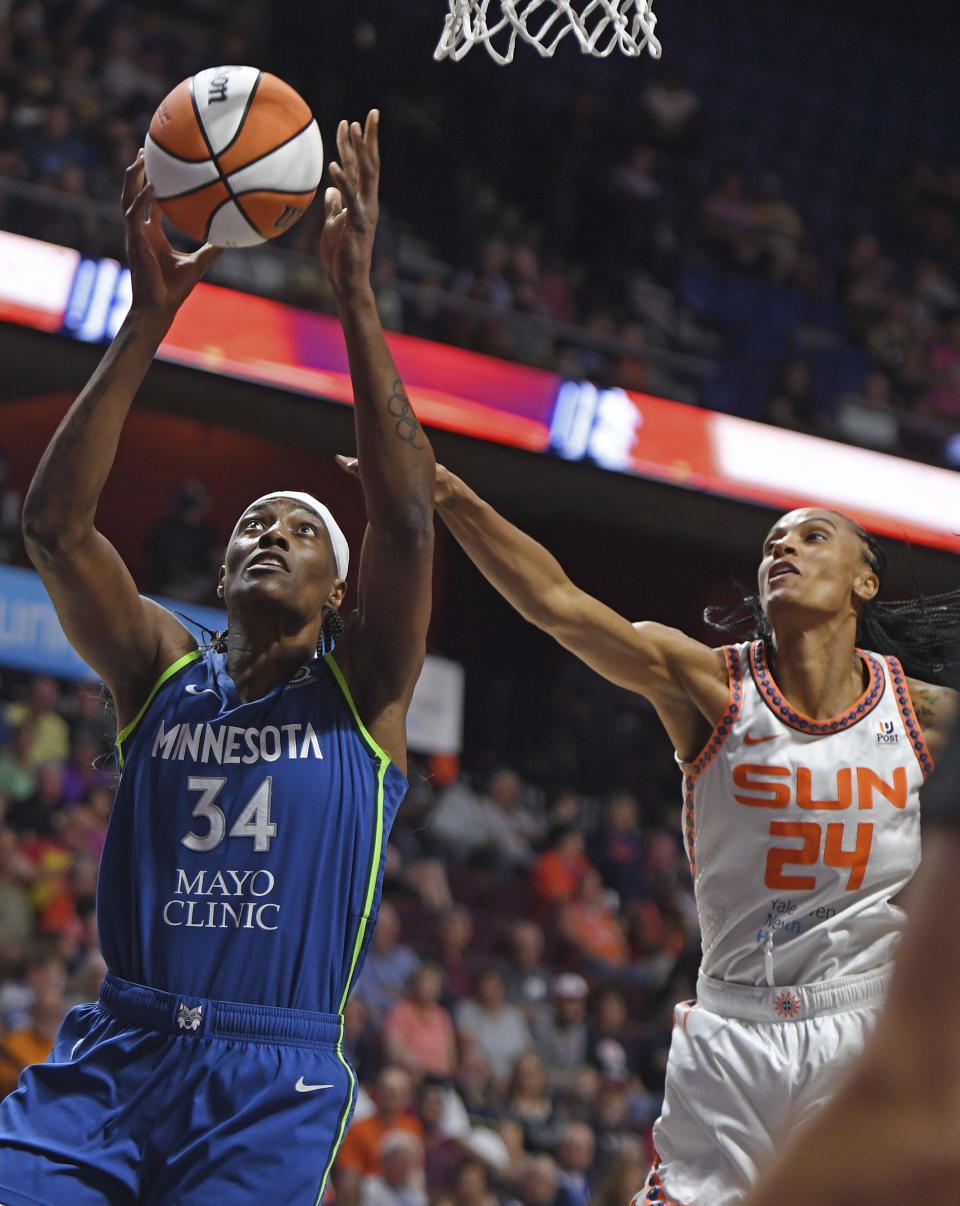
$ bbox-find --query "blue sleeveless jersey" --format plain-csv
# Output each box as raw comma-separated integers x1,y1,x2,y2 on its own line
97,647,408,1014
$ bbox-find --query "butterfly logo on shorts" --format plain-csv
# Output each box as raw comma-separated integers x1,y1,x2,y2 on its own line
177,1002,204,1032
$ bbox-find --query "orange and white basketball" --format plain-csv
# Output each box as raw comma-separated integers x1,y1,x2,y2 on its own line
143,66,324,247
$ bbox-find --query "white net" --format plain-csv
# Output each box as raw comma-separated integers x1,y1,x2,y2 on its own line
434,0,661,64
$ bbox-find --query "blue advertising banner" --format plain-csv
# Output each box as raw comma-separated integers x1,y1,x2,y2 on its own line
0,564,226,681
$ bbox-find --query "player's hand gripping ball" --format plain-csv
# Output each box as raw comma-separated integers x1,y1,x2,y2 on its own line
144,66,324,247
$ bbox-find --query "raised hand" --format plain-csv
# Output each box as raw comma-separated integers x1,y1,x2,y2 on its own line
122,152,220,319
320,110,380,299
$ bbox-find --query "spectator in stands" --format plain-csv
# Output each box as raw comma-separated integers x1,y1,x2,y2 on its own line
532,975,589,1091
0,826,31,963
700,167,759,267
455,966,532,1090
554,1121,596,1206
837,231,896,339
342,995,383,1088
509,1153,561,1206
558,868,632,979
21,103,96,188
588,790,647,908
0,943,65,1035
590,1142,652,1206
437,903,475,1003
8,759,66,839
503,1049,564,1155
383,961,458,1082
432,767,537,870
4,675,69,770
144,477,221,604
586,988,637,1082
336,1066,423,1206
449,1155,501,1206
60,725,112,806
530,824,589,912
0,723,37,808
501,919,551,1025
360,1129,428,1206
353,899,420,1025
454,1040,500,1126
417,1075,468,1195
640,66,702,154
762,356,821,432
481,767,540,872
834,368,901,451
0,983,66,1098
752,171,804,283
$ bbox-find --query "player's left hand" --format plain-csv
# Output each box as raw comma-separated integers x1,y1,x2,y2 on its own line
320,110,380,298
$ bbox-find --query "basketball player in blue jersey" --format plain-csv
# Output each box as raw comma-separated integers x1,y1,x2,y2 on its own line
0,110,436,1206
421,464,958,1206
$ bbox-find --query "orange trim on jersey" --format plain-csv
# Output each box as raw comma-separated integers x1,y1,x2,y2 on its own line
679,645,744,879
750,640,886,735
885,656,934,778
638,1154,698,1206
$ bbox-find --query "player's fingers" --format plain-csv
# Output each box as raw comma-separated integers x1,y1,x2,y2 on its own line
357,110,380,195
328,162,359,214
126,181,155,225
336,118,357,180
334,454,360,477
121,152,146,212
324,185,344,219
189,242,222,272
364,109,381,172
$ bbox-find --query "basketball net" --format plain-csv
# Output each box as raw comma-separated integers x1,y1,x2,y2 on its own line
434,0,661,64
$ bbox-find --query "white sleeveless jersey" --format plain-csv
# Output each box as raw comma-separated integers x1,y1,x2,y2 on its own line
680,640,932,987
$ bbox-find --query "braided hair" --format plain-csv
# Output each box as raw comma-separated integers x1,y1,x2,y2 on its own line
704,516,960,686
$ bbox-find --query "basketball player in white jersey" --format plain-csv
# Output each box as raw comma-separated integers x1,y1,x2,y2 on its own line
745,695,960,1206
423,464,958,1206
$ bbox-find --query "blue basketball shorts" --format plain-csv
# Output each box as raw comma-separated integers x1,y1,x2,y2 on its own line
0,972,358,1206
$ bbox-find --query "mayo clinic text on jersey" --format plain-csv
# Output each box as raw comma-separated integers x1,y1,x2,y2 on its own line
163,868,279,931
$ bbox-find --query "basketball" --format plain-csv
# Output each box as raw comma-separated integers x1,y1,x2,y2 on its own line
143,65,324,248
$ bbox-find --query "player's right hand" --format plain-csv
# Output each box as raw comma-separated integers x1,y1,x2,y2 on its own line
122,152,220,319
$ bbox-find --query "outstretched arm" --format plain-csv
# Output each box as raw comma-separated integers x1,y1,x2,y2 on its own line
322,112,435,769
21,156,219,727
435,466,728,758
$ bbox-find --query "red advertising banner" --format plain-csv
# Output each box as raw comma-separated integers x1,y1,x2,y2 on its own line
2,230,958,555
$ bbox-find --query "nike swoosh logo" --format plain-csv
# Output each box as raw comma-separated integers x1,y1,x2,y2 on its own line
185,684,219,697
744,732,779,745
295,1077,334,1093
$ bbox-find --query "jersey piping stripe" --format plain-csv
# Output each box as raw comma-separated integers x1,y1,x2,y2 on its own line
886,655,935,777
313,1018,357,1206
679,646,744,878
640,1154,697,1206
750,639,885,734
323,655,389,1014
114,648,203,770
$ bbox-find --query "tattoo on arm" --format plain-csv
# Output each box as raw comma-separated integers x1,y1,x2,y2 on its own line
386,379,425,449
910,685,958,762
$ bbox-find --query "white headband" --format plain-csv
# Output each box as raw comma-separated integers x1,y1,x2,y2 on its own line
233,491,349,579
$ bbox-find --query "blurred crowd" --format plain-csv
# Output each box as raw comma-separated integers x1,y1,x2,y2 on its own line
0,657,699,1205
0,1,958,463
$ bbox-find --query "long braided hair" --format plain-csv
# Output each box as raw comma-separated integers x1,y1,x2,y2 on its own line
704,516,960,686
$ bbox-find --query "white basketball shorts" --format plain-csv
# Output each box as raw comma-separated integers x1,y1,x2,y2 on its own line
636,965,892,1206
